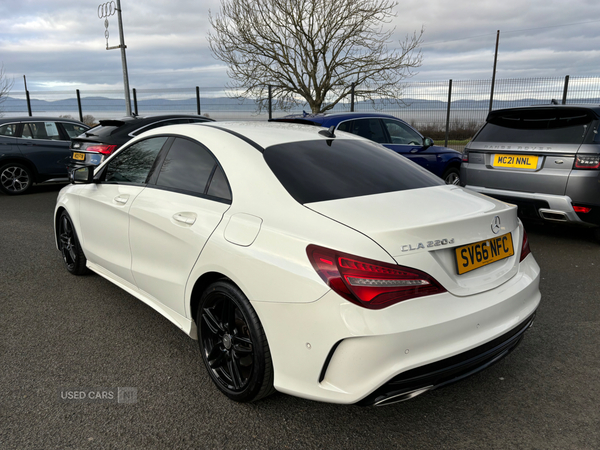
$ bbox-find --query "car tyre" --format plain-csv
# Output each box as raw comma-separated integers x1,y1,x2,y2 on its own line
0,162,33,195
58,211,89,275
197,280,275,402
442,167,460,185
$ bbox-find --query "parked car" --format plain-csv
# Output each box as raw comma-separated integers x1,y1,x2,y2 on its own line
461,105,600,240
0,116,89,195
56,122,540,405
70,114,214,166
271,112,463,184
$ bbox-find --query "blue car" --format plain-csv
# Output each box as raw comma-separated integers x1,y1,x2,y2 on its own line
272,112,462,184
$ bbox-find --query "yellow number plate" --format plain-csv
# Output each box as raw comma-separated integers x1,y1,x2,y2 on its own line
493,154,538,169
455,233,514,275
72,152,86,161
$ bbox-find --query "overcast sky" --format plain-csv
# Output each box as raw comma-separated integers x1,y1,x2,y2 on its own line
1,0,599,92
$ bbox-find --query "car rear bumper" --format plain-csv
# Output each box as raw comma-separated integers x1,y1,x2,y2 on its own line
465,185,600,227
70,151,104,167
356,310,535,406
252,254,541,405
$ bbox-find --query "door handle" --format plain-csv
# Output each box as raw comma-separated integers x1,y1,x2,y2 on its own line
173,213,196,225
114,195,129,204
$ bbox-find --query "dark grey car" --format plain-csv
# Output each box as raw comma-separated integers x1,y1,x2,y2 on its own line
0,117,89,195
461,105,600,239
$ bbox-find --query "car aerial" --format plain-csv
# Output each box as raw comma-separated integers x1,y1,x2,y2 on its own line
461,105,600,241
55,121,540,405
271,112,463,185
70,114,214,166
0,116,89,195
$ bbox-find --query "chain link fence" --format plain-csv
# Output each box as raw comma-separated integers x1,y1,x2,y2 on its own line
3,76,600,151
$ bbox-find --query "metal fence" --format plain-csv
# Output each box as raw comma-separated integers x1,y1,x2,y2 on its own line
3,76,600,151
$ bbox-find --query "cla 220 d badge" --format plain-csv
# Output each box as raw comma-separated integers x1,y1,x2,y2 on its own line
401,238,456,252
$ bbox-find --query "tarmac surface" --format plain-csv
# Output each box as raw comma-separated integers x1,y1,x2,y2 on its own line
1,183,599,449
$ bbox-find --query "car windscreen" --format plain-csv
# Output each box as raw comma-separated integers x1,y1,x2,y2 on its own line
263,138,443,204
474,108,596,144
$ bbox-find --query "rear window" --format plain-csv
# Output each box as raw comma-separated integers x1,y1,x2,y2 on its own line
263,139,443,204
474,108,595,144
82,124,122,139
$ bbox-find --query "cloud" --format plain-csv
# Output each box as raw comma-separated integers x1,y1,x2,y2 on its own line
0,0,599,90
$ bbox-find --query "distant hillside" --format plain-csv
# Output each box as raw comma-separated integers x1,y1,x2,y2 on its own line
3,94,599,118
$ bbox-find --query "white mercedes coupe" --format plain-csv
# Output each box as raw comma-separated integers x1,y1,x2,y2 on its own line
55,122,540,406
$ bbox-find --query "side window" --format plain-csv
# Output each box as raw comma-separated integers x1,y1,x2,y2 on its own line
61,123,88,138
0,124,17,136
20,122,62,140
346,119,387,144
383,119,423,145
104,137,168,184
20,124,34,139
336,121,353,133
206,165,232,201
155,138,216,196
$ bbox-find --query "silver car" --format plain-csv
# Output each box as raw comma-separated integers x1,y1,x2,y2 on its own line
461,105,600,241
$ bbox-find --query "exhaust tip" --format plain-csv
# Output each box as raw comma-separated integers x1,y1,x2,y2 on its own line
538,209,568,222
374,386,434,406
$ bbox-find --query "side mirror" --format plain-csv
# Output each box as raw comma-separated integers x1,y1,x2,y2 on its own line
423,137,435,149
69,165,95,184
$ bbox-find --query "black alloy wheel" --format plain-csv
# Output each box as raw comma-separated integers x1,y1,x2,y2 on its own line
443,167,460,185
58,211,88,275
198,281,275,402
0,163,33,195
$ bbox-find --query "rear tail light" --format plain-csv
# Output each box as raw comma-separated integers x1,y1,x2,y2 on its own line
574,155,600,169
573,205,592,213
84,144,118,156
306,245,446,309
461,150,469,162
519,227,531,262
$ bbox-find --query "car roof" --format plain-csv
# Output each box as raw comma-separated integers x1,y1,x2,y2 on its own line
207,121,369,149
76,114,214,141
272,112,404,127
97,114,214,126
488,104,600,119
136,120,366,152
0,116,88,125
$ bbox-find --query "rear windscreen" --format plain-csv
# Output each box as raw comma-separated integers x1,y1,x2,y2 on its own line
263,139,443,204
474,108,595,144
81,124,122,139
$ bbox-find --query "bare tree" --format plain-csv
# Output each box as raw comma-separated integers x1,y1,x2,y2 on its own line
59,114,97,127
0,64,14,117
208,0,423,113
81,115,98,127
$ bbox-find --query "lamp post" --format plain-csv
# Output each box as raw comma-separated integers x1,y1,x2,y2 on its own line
489,30,500,113
99,0,132,116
